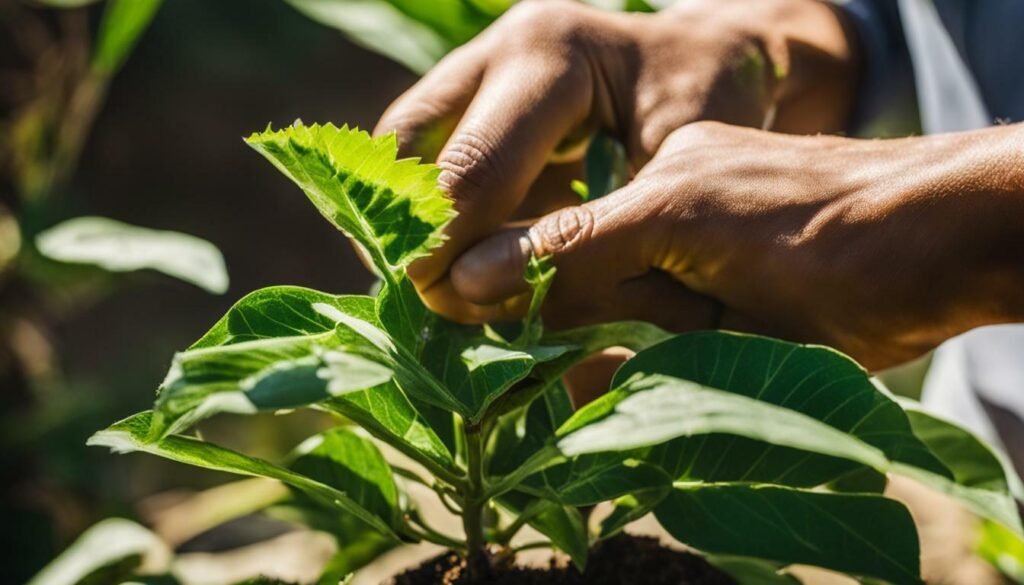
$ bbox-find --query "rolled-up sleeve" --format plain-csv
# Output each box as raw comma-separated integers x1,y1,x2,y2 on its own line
836,0,921,136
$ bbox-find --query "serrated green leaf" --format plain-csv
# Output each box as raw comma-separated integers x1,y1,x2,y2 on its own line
88,411,399,540
26,518,164,585
35,216,228,293
92,0,162,75
614,332,949,486
289,427,401,528
655,484,920,584
245,123,455,276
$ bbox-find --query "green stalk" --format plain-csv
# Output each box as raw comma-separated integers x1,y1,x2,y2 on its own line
463,424,488,578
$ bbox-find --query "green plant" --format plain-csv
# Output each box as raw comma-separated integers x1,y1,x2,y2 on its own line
79,122,1022,585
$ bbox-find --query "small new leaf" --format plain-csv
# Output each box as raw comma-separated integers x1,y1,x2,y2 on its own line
245,123,455,277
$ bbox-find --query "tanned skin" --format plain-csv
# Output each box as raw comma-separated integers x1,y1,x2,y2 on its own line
373,0,1024,375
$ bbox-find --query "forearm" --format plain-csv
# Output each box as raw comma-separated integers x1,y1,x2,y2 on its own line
826,124,1024,345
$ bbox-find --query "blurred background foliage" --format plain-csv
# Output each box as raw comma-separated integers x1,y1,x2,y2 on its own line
0,0,450,580
3,0,1021,584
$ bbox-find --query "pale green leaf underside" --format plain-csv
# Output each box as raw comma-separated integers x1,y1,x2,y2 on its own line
655,484,920,585
88,411,398,540
245,123,454,275
26,518,163,585
36,216,228,294
190,286,377,349
558,375,891,472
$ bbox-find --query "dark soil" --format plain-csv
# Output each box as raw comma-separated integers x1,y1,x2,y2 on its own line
389,534,737,585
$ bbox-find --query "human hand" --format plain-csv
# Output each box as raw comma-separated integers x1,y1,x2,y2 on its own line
451,121,1024,371
374,0,858,320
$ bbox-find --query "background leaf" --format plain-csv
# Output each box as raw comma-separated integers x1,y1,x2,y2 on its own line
88,411,399,540
36,216,228,293
977,519,1024,583
26,518,165,585
92,0,163,75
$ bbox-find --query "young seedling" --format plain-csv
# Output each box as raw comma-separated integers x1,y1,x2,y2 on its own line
89,123,1022,584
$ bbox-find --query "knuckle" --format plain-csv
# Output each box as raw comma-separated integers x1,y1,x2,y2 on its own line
498,1,588,49
436,128,504,208
530,205,596,256
664,121,726,151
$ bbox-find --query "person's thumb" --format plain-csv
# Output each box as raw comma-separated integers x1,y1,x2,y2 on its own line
449,192,657,305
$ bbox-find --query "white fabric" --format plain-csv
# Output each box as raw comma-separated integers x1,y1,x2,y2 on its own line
898,0,1023,465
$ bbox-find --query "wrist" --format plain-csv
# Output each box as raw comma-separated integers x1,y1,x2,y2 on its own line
838,126,1024,334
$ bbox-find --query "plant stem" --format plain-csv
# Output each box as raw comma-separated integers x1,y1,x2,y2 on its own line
463,424,488,578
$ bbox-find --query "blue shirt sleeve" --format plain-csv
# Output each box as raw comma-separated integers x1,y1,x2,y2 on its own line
837,0,921,136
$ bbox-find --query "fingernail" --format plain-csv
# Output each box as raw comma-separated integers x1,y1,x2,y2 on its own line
451,230,532,304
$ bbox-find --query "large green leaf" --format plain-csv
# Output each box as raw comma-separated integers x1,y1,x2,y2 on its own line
88,411,399,540
614,332,948,486
704,556,803,585
558,375,890,472
151,319,393,438
289,427,401,528
149,286,465,438
655,484,920,584
26,518,165,585
904,407,1021,495
323,383,455,478
92,0,163,75
245,123,454,276
896,406,1023,534
190,286,377,349
35,216,228,293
